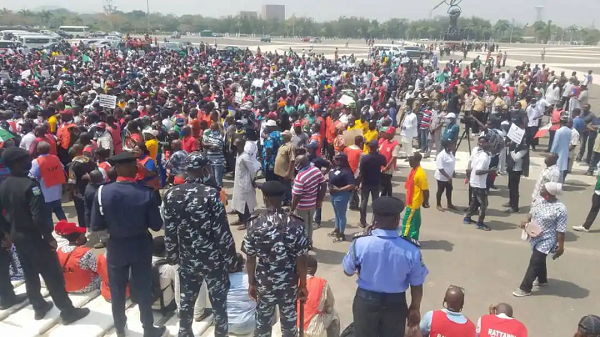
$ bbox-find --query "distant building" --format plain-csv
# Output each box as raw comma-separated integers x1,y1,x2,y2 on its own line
534,5,544,22
261,4,285,21
239,11,258,19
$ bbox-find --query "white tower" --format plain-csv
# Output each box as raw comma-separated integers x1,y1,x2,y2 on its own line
534,5,544,22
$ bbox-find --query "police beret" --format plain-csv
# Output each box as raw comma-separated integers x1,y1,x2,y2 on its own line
260,180,285,197
1,147,29,164
185,151,211,170
108,151,137,165
372,196,405,216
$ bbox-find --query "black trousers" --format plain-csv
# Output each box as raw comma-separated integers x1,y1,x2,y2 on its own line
526,126,539,149
582,192,600,230
380,174,393,197
73,196,86,228
360,185,380,225
236,203,251,224
0,247,16,302
587,152,600,174
353,289,407,337
578,131,596,162
519,249,548,292
436,180,453,206
14,237,74,311
508,170,522,211
349,190,360,210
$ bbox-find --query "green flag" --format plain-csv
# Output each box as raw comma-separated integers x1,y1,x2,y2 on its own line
82,54,91,63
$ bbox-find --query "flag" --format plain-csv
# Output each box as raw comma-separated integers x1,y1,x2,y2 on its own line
82,54,91,63
534,122,552,138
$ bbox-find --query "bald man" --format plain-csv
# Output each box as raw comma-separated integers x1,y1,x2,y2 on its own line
420,286,476,337
477,303,528,337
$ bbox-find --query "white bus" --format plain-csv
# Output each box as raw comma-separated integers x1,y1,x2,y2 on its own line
58,26,89,38
18,35,58,49
0,30,31,41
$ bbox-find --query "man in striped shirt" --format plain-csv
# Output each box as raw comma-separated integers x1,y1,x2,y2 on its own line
290,155,326,248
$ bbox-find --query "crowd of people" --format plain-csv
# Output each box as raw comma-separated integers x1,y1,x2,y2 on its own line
0,35,596,337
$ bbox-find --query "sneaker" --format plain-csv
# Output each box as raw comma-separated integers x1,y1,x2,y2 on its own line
504,208,519,214
0,293,27,310
512,289,532,297
93,242,106,249
502,202,512,208
476,223,491,231
532,280,548,287
572,225,590,232
34,300,54,320
143,326,167,337
116,329,127,337
61,307,90,325
463,217,476,224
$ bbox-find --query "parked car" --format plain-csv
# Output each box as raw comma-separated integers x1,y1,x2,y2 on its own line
404,46,428,58
163,42,183,51
301,37,311,42
260,36,271,43
309,37,322,43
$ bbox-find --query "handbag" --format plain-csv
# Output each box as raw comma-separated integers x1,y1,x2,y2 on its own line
525,220,542,238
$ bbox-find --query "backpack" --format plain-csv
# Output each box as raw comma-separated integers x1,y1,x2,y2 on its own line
151,259,171,315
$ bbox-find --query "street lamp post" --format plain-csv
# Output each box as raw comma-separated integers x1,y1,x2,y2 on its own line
146,0,151,32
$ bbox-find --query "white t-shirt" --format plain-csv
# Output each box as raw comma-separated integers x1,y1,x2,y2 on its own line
469,150,491,189
434,150,456,182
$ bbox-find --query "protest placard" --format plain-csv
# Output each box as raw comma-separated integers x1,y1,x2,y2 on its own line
21,70,31,79
507,124,525,144
98,94,117,109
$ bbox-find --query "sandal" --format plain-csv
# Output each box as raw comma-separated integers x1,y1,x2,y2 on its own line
333,233,346,242
237,224,247,230
327,229,339,237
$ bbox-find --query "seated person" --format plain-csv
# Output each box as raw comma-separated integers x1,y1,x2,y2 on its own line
96,252,130,302
54,220,101,293
300,256,340,337
477,303,527,337
227,253,257,335
420,285,476,337
151,236,210,320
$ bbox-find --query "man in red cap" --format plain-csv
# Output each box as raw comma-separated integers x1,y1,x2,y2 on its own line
292,120,309,148
54,220,101,294
378,126,400,197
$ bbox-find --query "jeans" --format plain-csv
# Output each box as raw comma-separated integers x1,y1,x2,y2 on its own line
331,191,351,233
578,131,596,162
418,128,429,152
466,187,488,223
314,207,322,224
582,192,600,229
46,199,66,222
587,151,600,174
519,249,548,292
360,185,379,225
211,163,224,187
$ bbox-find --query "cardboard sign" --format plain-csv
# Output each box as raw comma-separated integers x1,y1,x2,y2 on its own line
338,95,355,106
98,94,117,109
21,69,31,79
507,124,525,144
252,78,264,88
342,129,363,147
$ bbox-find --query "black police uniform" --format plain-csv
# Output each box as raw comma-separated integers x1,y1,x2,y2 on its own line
162,152,237,337
90,151,164,336
242,180,309,337
0,147,83,320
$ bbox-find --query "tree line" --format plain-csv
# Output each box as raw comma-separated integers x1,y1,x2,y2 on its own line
1,7,599,45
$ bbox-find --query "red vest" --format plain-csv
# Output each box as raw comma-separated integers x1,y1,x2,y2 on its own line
479,315,528,337
378,139,398,171
36,155,66,188
297,276,327,330
98,161,112,182
310,134,323,157
57,246,94,293
97,253,130,302
344,146,363,174
429,310,476,337
108,125,122,154
139,156,161,190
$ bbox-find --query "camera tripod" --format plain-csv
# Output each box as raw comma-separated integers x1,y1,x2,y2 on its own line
454,126,473,155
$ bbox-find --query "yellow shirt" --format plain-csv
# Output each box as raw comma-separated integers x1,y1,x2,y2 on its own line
407,166,429,209
363,129,378,154
48,115,58,133
145,139,159,162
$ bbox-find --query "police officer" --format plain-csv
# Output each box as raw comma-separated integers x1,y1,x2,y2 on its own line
243,180,309,337
90,151,165,337
342,196,429,337
162,152,236,337
0,147,90,323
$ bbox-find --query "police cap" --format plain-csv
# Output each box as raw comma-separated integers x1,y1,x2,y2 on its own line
108,151,137,165
260,180,286,197
1,147,29,165
372,196,405,216
185,151,211,170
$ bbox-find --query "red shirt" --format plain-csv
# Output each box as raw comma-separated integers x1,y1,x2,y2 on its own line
479,315,528,337
182,136,198,153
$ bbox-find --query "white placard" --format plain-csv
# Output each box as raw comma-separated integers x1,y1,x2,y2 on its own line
338,94,355,106
56,80,63,91
41,69,50,78
507,124,525,144
0,71,9,80
20,70,31,79
252,78,264,88
98,94,117,109
234,92,243,104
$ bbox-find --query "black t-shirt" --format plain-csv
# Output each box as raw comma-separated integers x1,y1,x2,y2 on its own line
329,167,355,188
448,94,460,113
359,153,387,187
308,154,330,170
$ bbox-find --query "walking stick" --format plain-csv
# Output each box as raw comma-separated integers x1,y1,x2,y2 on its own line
299,298,305,337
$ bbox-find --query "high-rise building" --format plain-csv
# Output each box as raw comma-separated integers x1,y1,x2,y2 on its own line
534,5,544,22
239,11,258,19
261,5,285,21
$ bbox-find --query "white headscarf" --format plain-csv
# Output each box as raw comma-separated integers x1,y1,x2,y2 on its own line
544,182,563,196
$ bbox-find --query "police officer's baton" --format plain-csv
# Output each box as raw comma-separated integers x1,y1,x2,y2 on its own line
299,298,305,337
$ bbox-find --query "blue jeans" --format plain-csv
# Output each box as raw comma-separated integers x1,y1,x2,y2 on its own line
46,199,66,223
314,207,322,224
211,163,224,187
419,128,429,152
331,191,351,233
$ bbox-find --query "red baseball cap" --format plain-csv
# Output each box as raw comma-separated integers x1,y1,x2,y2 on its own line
267,112,278,120
385,126,396,135
54,220,86,236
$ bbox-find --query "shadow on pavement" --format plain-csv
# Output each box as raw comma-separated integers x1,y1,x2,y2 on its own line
562,184,587,192
488,220,517,231
533,279,590,299
420,239,454,252
564,230,579,242
311,247,347,265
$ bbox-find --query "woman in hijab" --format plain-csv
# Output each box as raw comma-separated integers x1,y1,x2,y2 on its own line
513,182,566,297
